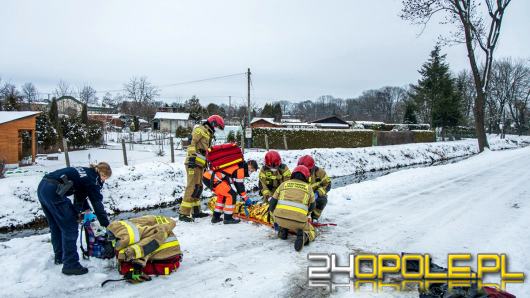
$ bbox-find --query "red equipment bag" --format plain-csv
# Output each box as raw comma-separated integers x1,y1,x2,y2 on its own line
206,143,244,171
119,255,182,276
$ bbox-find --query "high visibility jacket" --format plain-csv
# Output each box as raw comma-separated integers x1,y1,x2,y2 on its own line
309,167,331,197
272,179,315,223
186,124,214,168
204,164,248,198
259,164,291,198
108,215,182,263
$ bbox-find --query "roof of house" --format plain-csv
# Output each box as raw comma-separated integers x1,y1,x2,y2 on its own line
250,117,275,124
314,123,350,128
153,112,190,120
56,96,83,105
310,116,350,125
0,111,41,125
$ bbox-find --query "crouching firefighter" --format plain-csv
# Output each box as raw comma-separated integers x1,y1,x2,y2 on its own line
297,155,331,221
106,215,183,284
37,162,112,276
203,159,258,224
268,165,317,251
179,115,224,222
259,150,291,203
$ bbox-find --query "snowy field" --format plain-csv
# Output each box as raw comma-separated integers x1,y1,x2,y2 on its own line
1,144,528,297
0,135,529,229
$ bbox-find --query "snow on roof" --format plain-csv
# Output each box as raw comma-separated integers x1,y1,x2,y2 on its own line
250,117,275,124
280,118,302,123
153,112,190,120
355,121,385,125
282,122,314,126
314,123,350,128
0,111,40,125
139,119,148,123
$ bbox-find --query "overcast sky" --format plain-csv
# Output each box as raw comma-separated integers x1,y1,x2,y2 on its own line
1,0,529,106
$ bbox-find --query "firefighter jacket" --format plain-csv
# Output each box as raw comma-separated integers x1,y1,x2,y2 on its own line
186,124,214,168
271,179,315,223
259,164,291,199
108,215,182,265
309,167,331,197
205,163,249,198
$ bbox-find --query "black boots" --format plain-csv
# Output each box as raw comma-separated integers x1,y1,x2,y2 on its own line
192,206,209,218
294,229,306,252
211,212,223,224
278,228,288,240
54,255,63,265
62,265,88,276
223,214,240,224
179,214,194,222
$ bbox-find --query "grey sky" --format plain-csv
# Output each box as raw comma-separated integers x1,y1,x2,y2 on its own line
1,0,529,106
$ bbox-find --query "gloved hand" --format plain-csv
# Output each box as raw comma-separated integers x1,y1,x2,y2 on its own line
187,157,197,168
83,212,96,223
244,198,255,207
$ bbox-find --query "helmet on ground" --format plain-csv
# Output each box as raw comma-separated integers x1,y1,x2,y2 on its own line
291,165,310,181
264,150,282,168
297,155,315,170
207,115,225,130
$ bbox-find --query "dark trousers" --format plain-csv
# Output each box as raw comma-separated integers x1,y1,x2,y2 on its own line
37,180,80,269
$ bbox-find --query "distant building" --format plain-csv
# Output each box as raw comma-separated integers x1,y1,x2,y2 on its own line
153,112,194,133
310,116,350,129
250,117,281,128
56,96,84,115
0,111,41,165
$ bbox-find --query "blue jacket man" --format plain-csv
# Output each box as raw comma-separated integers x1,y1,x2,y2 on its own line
37,162,112,275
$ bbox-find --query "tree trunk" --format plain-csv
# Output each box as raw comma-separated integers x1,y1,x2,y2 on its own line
474,90,489,151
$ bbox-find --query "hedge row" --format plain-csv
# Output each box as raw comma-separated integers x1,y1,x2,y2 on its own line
252,128,435,149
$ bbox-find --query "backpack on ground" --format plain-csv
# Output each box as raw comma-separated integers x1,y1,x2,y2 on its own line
206,143,244,171
79,220,114,259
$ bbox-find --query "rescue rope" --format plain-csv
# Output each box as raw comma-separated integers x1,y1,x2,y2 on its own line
101,278,127,287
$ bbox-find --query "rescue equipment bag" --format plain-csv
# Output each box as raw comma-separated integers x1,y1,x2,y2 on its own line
118,255,182,276
79,220,114,259
206,143,244,171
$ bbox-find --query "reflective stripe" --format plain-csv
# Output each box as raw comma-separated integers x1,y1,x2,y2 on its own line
119,220,140,245
234,178,244,183
223,210,234,215
129,244,142,258
195,153,206,165
276,204,308,215
215,203,225,207
219,158,243,169
155,216,169,224
180,201,194,208
278,200,308,211
155,238,180,253
282,171,291,177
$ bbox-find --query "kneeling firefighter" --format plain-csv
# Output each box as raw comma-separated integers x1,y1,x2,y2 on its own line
106,215,182,283
268,165,317,252
297,155,331,221
258,150,291,203
37,162,112,276
203,158,258,224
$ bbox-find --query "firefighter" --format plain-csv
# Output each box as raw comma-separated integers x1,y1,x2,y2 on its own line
203,160,258,224
107,215,182,283
258,150,291,203
268,165,317,251
37,162,112,275
179,115,224,222
297,155,331,221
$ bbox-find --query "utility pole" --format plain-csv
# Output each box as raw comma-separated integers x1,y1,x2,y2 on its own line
246,68,251,149
228,95,232,122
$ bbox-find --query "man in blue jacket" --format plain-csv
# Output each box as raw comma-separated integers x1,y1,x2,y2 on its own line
37,162,112,275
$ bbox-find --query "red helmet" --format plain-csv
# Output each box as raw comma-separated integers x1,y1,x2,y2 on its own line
207,115,225,130
264,150,281,168
292,165,310,180
297,155,315,170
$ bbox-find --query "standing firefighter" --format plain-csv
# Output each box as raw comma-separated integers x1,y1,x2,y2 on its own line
298,155,331,221
179,115,224,222
269,165,316,251
259,150,291,203
37,162,112,275
204,159,258,224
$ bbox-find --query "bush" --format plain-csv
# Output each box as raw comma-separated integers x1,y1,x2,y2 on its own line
252,128,373,149
61,117,103,149
36,113,58,152
412,130,436,143
175,126,192,138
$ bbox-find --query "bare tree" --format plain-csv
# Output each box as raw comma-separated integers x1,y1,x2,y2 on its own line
53,80,74,98
124,76,160,103
401,0,513,152
0,83,22,111
21,82,38,103
78,85,98,105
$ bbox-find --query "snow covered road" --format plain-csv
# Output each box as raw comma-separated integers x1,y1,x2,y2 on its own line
1,147,528,297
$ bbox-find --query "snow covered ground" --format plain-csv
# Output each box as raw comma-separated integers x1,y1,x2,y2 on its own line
0,135,529,229
1,143,528,297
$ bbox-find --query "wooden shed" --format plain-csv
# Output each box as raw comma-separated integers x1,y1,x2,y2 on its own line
0,111,41,165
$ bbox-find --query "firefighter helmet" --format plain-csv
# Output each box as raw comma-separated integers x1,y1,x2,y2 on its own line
292,165,310,180
264,150,282,168
297,155,315,170
207,115,225,130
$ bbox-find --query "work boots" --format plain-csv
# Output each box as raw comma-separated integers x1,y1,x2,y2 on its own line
62,265,89,276
54,254,63,265
192,206,209,219
179,214,194,222
223,214,241,224
211,212,223,224
294,229,307,252
278,227,288,240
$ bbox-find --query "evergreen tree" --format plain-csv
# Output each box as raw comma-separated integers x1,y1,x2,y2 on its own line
132,116,140,132
81,104,88,124
272,103,282,122
36,113,58,151
403,101,418,124
411,45,462,132
226,130,236,143
261,103,273,117
185,95,204,121
48,97,61,136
